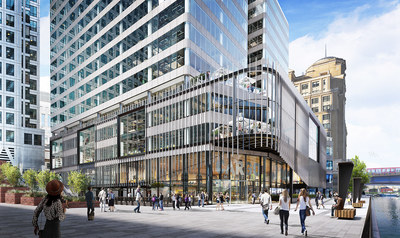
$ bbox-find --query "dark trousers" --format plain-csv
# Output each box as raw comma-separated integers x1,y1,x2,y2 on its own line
279,210,289,232
184,202,189,210
87,205,94,218
172,201,176,210
42,219,60,238
176,201,180,209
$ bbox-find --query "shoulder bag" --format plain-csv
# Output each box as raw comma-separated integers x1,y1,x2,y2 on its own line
274,206,280,215
306,206,311,216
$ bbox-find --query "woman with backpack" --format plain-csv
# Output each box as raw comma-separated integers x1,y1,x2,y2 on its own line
151,194,157,211
108,190,115,212
294,188,315,236
279,189,291,236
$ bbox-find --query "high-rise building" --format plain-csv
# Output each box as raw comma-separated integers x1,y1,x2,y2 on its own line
50,0,326,200
290,57,347,191
0,0,44,170
40,91,51,169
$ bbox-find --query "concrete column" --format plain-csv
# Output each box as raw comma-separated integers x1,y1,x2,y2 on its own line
358,183,364,201
147,4,153,81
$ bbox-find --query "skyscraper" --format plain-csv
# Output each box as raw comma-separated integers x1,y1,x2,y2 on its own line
0,0,44,170
290,57,347,191
50,0,326,200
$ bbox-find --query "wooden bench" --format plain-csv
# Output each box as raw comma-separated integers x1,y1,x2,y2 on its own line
359,200,365,203
335,208,356,219
353,202,363,208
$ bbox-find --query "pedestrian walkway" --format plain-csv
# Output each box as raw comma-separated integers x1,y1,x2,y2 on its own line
0,198,368,237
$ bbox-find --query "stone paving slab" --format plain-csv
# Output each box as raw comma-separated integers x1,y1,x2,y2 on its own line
0,198,368,238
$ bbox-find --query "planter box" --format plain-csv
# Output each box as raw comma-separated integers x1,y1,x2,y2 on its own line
21,196,44,206
352,202,363,208
0,187,13,203
5,192,26,204
67,201,100,208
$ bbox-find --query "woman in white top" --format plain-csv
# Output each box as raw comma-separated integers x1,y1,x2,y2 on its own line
279,189,290,236
294,188,315,236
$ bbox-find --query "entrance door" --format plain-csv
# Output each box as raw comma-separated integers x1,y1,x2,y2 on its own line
231,180,247,203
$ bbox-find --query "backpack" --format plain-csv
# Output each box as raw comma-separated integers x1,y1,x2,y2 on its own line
152,197,156,202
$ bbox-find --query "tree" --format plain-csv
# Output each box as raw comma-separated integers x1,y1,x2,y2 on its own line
0,163,12,183
23,169,38,192
67,171,89,196
348,155,370,192
37,170,60,191
4,165,22,187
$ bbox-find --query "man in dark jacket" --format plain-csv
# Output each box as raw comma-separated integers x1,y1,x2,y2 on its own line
85,186,95,220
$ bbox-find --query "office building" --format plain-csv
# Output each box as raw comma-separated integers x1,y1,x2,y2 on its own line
0,0,44,170
290,57,347,191
50,0,326,201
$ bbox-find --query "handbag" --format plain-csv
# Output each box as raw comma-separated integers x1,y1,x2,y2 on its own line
306,206,311,216
274,206,280,215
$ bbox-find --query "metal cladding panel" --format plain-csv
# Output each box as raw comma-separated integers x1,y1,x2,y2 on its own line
353,177,361,203
338,162,354,199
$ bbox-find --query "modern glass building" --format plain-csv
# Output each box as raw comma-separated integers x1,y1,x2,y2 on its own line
50,0,326,201
0,0,44,170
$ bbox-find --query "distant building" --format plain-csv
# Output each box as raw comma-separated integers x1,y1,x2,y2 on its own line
290,57,347,191
40,92,51,169
0,0,44,170
380,187,393,193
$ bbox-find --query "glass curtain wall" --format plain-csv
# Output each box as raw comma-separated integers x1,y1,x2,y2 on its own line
79,127,95,164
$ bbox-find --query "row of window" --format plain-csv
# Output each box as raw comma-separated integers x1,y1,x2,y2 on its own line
310,96,331,104
311,105,331,113
23,133,42,145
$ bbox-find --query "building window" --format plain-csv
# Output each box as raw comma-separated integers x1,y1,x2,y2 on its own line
323,105,331,111
248,35,262,49
119,109,146,156
6,0,14,10
79,126,95,164
6,96,14,108
6,47,14,60
312,107,319,113
6,80,14,92
30,6,37,17
6,31,14,43
323,123,331,129
30,36,37,46
24,133,32,145
301,84,308,90
323,95,330,102
30,20,37,32
34,135,42,146
311,98,319,104
6,112,14,125
6,14,14,27
30,50,37,61
326,160,333,170
6,130,14,142
323,114,330,120
312,81,320,92
6,63,14,76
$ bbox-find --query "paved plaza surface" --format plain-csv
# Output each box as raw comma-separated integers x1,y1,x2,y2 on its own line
0,199,368,238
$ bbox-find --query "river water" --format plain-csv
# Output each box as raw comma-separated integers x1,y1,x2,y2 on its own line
372,197,400,238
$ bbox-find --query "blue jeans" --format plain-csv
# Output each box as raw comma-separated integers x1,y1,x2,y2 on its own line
299,209,307,233
134,201,140,212
198,200,201,207
160,200,164,210
262,208,269,221
201,199,204,207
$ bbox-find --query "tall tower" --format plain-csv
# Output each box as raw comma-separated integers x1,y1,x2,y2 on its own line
290,57,347,191
0,0,44,170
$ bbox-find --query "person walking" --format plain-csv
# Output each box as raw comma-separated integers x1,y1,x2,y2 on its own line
319,193,325,209
176,194,181,210
172,194,176,210
197,193,201,207
315,191,319,209
252,193,256,204
279,189,291,236
159,193,164,211
188,194,192,209
152,194,157,210
134,186,142,213
200,191,205,207
215,193,220,211
85,186,95,221
219,193,225,211
184,194,190,210
260,188,272,224
294,188,315,236
225,192,230,206
98,188,107,212
108,190,115,212
32,180,66,238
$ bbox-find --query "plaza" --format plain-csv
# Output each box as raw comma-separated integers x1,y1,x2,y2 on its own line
0,199,367,237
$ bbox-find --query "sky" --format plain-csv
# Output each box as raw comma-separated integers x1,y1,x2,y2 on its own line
39,1,400,168
279,0,400,168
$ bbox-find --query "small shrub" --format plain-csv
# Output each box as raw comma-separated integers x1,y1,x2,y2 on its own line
4,165,22,187
0,183,12,187
37,170,61,191
7,189,27,194
23,169,38,192
67,171,89,196
24,191,46,197
64,196,85,202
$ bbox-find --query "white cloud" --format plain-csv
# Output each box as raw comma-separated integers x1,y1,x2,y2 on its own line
40,16,50,93
289,3,400,168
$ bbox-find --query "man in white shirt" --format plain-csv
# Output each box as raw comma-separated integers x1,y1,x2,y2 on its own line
98,188,107,212
260,188,273,224
134,185,142,213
